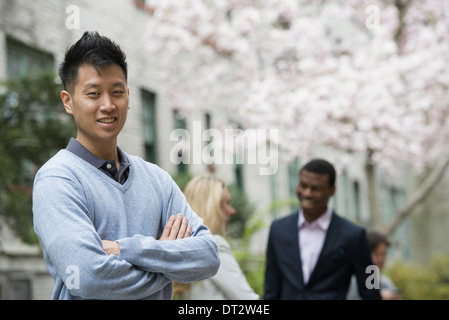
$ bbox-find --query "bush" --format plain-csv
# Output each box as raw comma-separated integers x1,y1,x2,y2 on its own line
386,251,449,300
226,184,257,240
233,249,265,298
171,171,193,192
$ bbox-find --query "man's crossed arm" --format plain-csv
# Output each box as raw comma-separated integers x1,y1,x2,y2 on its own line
102,213,192,256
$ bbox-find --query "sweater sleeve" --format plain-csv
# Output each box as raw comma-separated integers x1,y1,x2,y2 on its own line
116,173,220,283
208,236,260,300
33,175,171,300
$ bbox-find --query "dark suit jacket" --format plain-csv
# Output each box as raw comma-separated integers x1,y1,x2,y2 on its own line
264,210,381,300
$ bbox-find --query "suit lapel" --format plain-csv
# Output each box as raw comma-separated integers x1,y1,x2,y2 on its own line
289,212,305,287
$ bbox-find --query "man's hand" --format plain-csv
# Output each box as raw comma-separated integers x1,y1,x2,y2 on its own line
381,289,402,300
159,213,192,240
102,214,191,256
102,240,120,257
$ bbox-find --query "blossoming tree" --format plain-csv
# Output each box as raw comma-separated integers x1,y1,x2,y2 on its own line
141,0,449,236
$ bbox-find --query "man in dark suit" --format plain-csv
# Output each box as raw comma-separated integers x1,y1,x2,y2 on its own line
264,159,381,300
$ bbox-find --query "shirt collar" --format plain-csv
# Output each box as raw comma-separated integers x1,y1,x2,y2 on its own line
298,207,333,231
65,137,130,169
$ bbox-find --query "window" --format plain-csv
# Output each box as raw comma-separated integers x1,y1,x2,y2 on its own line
6,37,54,78
203,112,218,173
5,38,55,180
234,163,244,190
205,113,212,130
11,279,31,300
173,109,188,174
353,180,361,222
141,89,158,164
381,184,405,222
233,124,245,191
340,169,352,219
0,275,31,300
287,158,300,212
203,112,214,159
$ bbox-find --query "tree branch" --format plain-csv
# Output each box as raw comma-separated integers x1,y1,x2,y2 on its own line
386,155,449,237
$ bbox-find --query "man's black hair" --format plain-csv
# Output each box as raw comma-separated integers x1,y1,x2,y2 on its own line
58,31,128,92
300,158,336,188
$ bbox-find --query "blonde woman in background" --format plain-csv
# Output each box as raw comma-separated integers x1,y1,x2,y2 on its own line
174,174,260,300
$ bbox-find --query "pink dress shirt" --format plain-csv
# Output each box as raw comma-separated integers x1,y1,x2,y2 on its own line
298,207,333,284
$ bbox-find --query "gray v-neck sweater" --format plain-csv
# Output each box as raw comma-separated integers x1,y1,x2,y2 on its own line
33,149,219,300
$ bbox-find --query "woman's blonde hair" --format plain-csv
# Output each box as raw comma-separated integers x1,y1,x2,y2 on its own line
183,174,226,234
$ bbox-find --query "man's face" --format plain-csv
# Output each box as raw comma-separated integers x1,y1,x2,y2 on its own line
61,63,129,149
296,170,336,221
